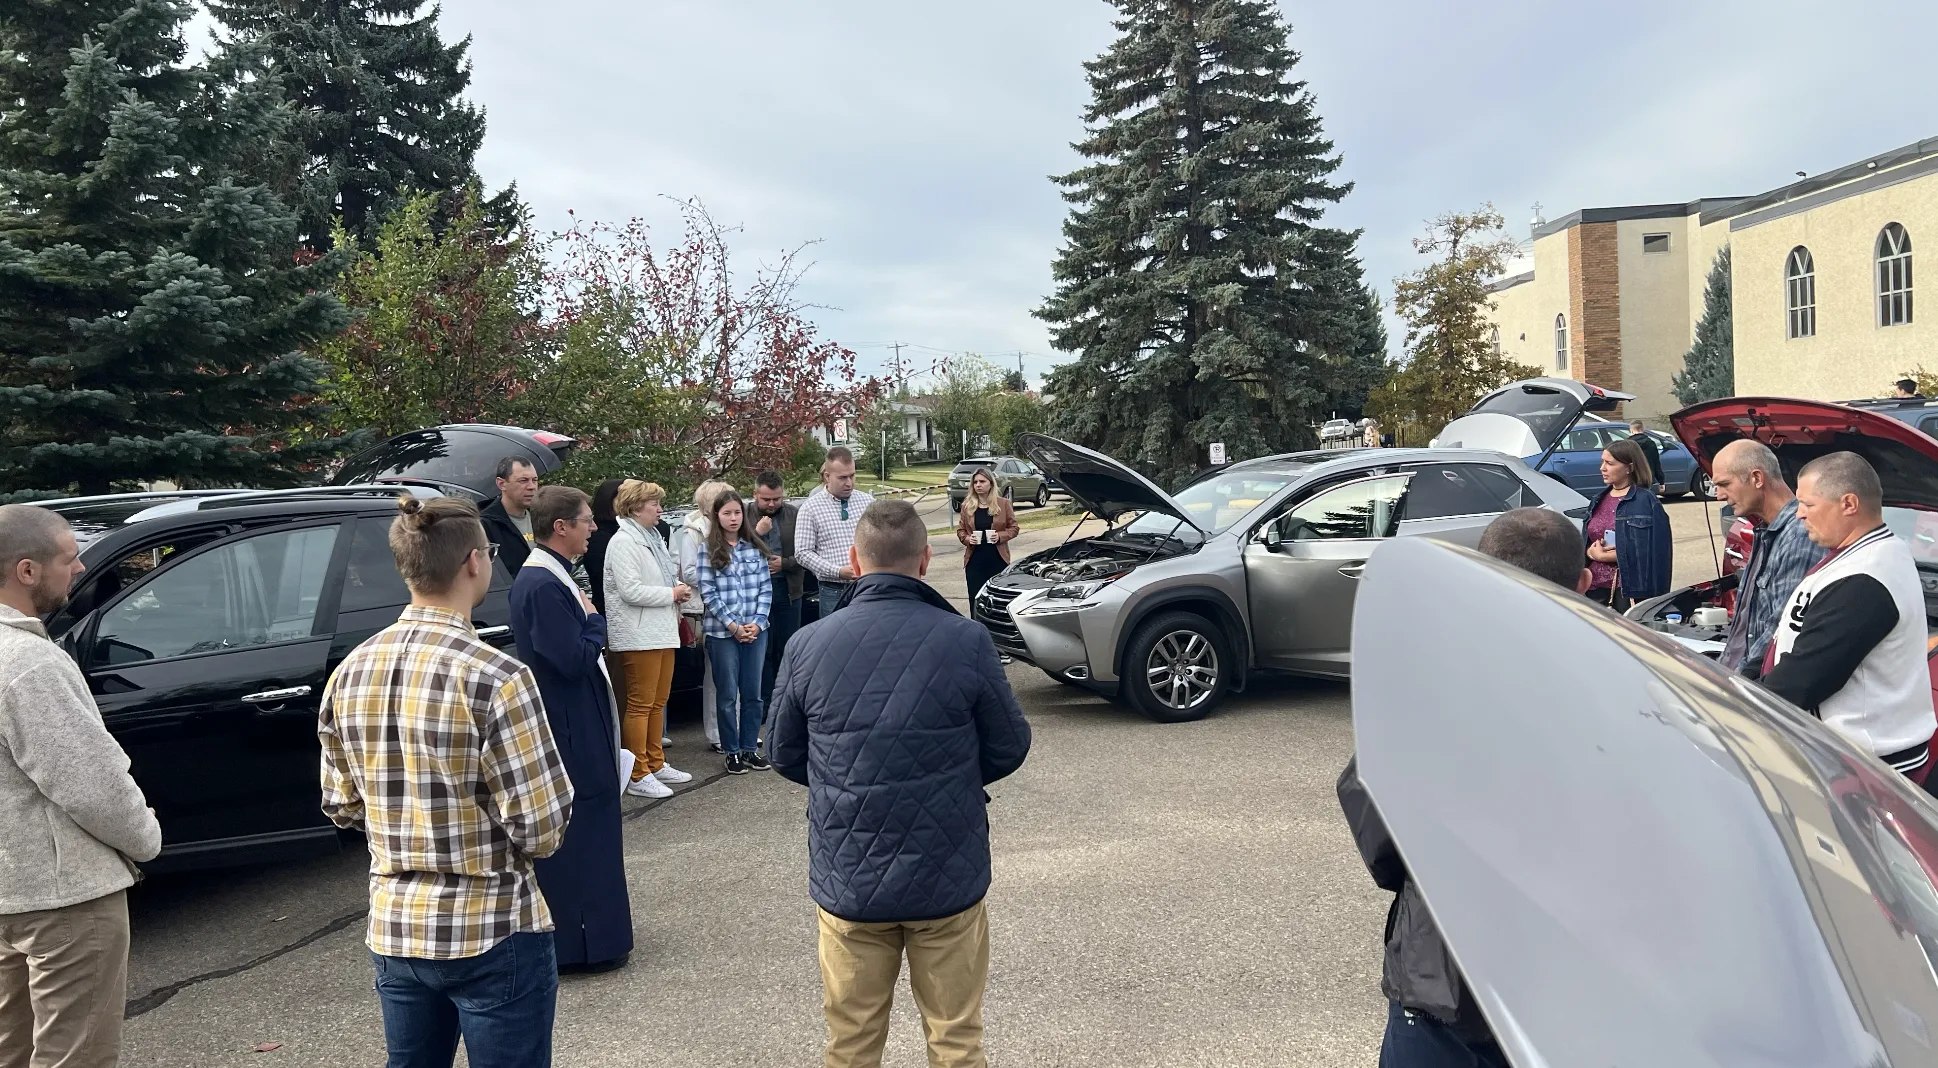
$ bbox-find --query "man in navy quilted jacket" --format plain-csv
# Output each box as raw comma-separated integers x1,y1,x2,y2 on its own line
768,498,1031,1068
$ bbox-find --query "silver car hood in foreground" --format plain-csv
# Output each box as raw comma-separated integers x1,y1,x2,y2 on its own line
1355,537,1938,1067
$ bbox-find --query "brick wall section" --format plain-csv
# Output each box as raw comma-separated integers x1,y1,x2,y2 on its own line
1568,222,1624,415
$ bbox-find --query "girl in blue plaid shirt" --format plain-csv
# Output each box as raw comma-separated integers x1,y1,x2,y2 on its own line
696,490,774,775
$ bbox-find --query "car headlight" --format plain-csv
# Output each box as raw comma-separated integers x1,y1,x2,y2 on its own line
1045,575,1124,601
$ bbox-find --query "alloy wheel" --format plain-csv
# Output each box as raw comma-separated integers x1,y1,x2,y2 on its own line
1145,630,1219,711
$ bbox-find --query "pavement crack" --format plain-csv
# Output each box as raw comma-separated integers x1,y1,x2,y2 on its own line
622,766,733,821
125,908,365,1020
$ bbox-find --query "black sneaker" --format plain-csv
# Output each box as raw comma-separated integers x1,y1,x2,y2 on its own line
724,754,748,775
708,742,725,755
743,751,771,771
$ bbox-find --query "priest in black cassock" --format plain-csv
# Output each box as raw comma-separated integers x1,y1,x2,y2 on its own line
510,485,634,974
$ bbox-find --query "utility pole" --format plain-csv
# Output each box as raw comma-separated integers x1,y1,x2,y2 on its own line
889,342,907,391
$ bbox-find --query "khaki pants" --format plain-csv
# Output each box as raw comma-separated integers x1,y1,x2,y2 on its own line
0,890,131,1068
818,900,988,1068
616,648,675,776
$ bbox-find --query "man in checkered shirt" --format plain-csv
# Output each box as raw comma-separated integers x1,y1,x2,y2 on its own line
796,446,877,617
319,496,574,1068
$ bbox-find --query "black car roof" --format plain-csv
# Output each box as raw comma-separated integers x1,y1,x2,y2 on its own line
45,487,432,553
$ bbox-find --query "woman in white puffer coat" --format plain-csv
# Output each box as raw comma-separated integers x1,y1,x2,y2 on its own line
606,480,695,798
679,480,734,752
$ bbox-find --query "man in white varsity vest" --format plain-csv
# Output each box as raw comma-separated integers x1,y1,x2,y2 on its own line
1762,452,1936,776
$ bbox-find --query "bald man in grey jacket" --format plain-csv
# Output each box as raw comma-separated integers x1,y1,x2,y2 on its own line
0,506,161,1068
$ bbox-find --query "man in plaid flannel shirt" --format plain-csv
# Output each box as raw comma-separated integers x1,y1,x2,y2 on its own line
319,496,574,1068
796,446,876,617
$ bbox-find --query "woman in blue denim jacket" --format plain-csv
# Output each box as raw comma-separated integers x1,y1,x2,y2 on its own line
1582,437,1672,609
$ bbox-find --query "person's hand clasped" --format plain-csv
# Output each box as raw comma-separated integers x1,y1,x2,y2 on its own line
756,516,774,536
768,554,782,574
837,564,857,580
671,582,691,603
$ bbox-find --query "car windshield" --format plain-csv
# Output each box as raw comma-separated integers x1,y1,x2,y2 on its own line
1110,470,1297,539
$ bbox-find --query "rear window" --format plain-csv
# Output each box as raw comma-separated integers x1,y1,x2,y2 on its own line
952,461,995,474
1473,384,1580,444
334,429,542,493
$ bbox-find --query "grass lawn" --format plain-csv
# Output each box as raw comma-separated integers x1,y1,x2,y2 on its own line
859,463,953,494
927,502,1098,536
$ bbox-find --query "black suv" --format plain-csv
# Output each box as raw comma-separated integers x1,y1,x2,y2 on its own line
44,487,532,871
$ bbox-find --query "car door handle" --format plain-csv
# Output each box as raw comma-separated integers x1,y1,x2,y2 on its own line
1338,563,1366,578
475,625,511,639
240,686,313,704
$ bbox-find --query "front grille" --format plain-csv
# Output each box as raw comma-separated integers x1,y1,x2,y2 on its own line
974,585,1028,654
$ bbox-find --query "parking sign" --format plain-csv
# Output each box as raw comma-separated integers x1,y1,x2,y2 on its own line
1209,442,1226,465
833,418,849,443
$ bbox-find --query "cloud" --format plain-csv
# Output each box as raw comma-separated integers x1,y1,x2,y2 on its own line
210,0,1938,380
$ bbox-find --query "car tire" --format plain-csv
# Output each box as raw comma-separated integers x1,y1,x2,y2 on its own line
1033,485,1048,508
1689,471,1711,500
951,497,961,513
1122,611,1232,723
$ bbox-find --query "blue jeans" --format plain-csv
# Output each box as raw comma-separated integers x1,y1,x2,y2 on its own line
762,584,803,705
707,632,768,754
371,931,558,1068
1379,1001,1508,1068
818,581,851,618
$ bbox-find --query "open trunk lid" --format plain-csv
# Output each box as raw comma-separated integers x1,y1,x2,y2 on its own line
1014,433,1204,531
1434,378,1635,457
1672,397,1938,512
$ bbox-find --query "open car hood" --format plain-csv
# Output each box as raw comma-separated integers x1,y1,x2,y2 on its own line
1356,536,1938,1066
1434,378,1635,457
1672,397,1938,512
1014,434,1203,530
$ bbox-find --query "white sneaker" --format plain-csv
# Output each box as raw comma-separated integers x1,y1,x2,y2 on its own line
661,736,672,746
625,775,673,799
654,764,693,785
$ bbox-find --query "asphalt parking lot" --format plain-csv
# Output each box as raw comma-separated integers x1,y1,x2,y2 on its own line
118,494,1732,1067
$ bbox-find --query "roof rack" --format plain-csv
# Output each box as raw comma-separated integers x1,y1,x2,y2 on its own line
124,484,441,524
36,489,251,511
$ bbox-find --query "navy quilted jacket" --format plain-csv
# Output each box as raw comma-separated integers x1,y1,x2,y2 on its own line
768,572,1031,923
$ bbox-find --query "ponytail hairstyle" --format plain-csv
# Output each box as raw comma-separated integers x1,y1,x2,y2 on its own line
388,496,487,594
705,489,769,569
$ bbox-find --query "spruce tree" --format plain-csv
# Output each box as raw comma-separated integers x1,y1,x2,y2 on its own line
0,0,350,498
1038,0,1367,485
209,0,501,248
1672,247,1734,405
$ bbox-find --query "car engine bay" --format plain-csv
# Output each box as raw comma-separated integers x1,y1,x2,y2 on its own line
1006,540,1160,584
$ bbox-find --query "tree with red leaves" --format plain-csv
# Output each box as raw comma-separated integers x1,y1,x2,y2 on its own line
538,200,877,491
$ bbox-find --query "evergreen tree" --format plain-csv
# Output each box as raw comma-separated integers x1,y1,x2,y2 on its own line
1672,247,1733,405
1038,0,1366,485
209,0,504,248
0,0,350,498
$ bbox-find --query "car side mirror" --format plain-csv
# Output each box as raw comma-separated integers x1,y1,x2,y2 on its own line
1262,523,1284,552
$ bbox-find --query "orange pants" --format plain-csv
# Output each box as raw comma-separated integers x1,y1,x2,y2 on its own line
616,648,675,777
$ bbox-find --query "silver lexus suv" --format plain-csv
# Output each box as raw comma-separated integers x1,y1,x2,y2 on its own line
979,399,1599,722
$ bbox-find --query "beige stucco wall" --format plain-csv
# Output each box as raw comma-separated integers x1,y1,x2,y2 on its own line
1734,165,1938,400
1482,229,1575,377
1615,217,1693,425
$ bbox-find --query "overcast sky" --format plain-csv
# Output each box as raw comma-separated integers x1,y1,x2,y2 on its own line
239,1,1938,385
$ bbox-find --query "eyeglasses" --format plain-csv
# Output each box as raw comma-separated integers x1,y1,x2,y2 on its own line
476,543,500,560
